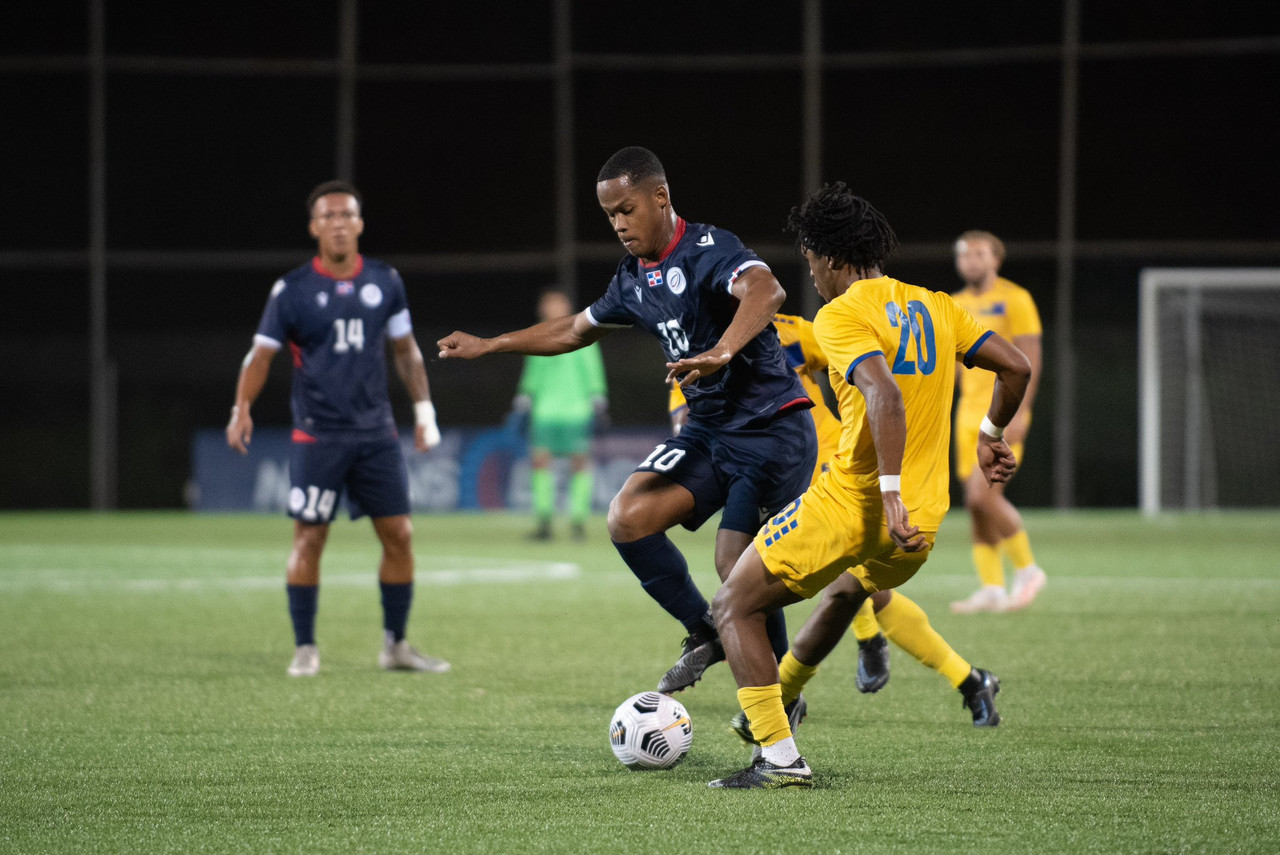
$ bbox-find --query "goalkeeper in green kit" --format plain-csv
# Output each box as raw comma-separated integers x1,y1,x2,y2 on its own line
512,289,609,540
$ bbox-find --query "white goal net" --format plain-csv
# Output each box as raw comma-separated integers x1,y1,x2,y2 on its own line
1140,269,1280,515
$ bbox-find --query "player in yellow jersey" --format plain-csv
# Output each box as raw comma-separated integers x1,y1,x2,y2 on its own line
672,314,985,699
702,183,1030,789
950,231,1046,614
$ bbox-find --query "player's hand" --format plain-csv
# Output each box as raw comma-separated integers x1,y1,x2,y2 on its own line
437,331,489,360
665,346,732,386
226,406,253,455
882,490,927,552
977,436,1018,484
414,401,442,452
413,422,440,452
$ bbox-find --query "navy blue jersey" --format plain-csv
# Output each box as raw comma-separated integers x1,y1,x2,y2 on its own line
586,218,811,430
255,255,412,439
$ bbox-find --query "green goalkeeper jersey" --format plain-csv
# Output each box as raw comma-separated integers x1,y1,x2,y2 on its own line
517,344,607,425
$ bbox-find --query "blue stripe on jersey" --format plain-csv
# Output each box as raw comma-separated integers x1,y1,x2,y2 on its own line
781,341,806,370
963,330,995,368
844,350,885,384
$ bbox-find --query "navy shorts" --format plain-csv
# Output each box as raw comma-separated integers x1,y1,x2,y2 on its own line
635,407,818,534
287,434,410,524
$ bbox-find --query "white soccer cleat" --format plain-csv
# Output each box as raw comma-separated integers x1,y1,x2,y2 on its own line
287,644,320,677
950,585,1010,615
1008,565,1047,610
379,639,451,673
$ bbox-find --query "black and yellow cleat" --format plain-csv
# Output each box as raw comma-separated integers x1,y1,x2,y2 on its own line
709,755,814,789
729,694,807,745
855,633,891,693
959,667,1001,727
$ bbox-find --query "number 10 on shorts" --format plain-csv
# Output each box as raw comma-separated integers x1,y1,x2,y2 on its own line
639,444,686,473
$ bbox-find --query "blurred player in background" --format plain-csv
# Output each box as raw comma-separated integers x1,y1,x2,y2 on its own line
513,288,608,541
950,231,1046,614
226,180,450,678
709,184,1029,788
439,146,817,694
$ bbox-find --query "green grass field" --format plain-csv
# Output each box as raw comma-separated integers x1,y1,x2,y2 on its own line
2,510,1277,854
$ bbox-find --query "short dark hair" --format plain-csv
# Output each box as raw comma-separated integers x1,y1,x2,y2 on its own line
597,146,666,185
307,180,362,216
785,182,898,272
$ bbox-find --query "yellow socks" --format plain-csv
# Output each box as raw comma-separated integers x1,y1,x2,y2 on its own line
777,651,819,707
1002,529,1036,570
877,592,972,689
852,598,880,642
737,684,791,747
973,542,1004,588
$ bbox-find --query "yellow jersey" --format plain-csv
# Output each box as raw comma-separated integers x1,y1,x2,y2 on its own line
814,276,991,530
953,276,1040,425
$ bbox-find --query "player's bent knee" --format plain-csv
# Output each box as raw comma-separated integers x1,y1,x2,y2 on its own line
607,492,658,542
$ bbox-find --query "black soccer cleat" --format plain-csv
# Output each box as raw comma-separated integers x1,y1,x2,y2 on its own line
708,755,814,789
729,694,808,745
855,633,891,694
656,633,725,693
959,667,1002,727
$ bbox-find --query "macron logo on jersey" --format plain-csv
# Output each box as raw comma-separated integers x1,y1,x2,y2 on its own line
697,234,715,247
981,302,1007,316
646,269,664,288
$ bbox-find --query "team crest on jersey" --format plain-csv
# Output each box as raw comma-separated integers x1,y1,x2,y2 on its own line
360,283,383,307
336,281,354,296
981,302,1007,316
646,269,663,288
316,292,329,308
667,267,687,295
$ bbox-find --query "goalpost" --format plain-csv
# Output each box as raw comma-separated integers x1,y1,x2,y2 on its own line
1139,268,1280,516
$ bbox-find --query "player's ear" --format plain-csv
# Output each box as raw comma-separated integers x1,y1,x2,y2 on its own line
308,217,320,240
653,182,669,209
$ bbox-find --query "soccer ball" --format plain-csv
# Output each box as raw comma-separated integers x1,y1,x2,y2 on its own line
609,691,693,770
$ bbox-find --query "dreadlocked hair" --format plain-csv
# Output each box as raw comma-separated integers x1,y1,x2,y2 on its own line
785,182,899,272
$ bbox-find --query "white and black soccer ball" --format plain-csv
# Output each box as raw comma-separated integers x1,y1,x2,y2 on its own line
609,691,693,770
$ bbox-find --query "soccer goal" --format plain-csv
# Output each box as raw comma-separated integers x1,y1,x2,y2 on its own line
1139,268,1280,515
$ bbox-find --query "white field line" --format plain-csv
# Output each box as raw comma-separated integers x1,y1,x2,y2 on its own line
0,561,580,593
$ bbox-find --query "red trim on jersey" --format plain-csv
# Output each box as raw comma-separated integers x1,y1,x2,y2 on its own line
291,429,317,444
289,340,303,368
778,396,815,413
312,254,364,280
640,218,687,269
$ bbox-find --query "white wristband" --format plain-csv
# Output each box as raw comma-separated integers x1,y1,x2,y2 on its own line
414,401,441,448
979,415,1005,440
879,475,901,493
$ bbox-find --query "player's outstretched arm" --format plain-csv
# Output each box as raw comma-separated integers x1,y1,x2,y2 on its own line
226,343,278,454
390,334,441,452
968,333,1032,484
438,311,606,360
852,355,926,553
665,266,785,385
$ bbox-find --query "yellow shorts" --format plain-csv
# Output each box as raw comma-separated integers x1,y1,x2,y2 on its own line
954,418,1024,480
753,472,937,600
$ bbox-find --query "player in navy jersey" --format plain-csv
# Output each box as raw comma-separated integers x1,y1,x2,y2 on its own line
438,147,817,692
227,180,450,678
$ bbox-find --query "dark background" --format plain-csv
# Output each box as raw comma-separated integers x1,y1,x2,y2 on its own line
4,1,1278,509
